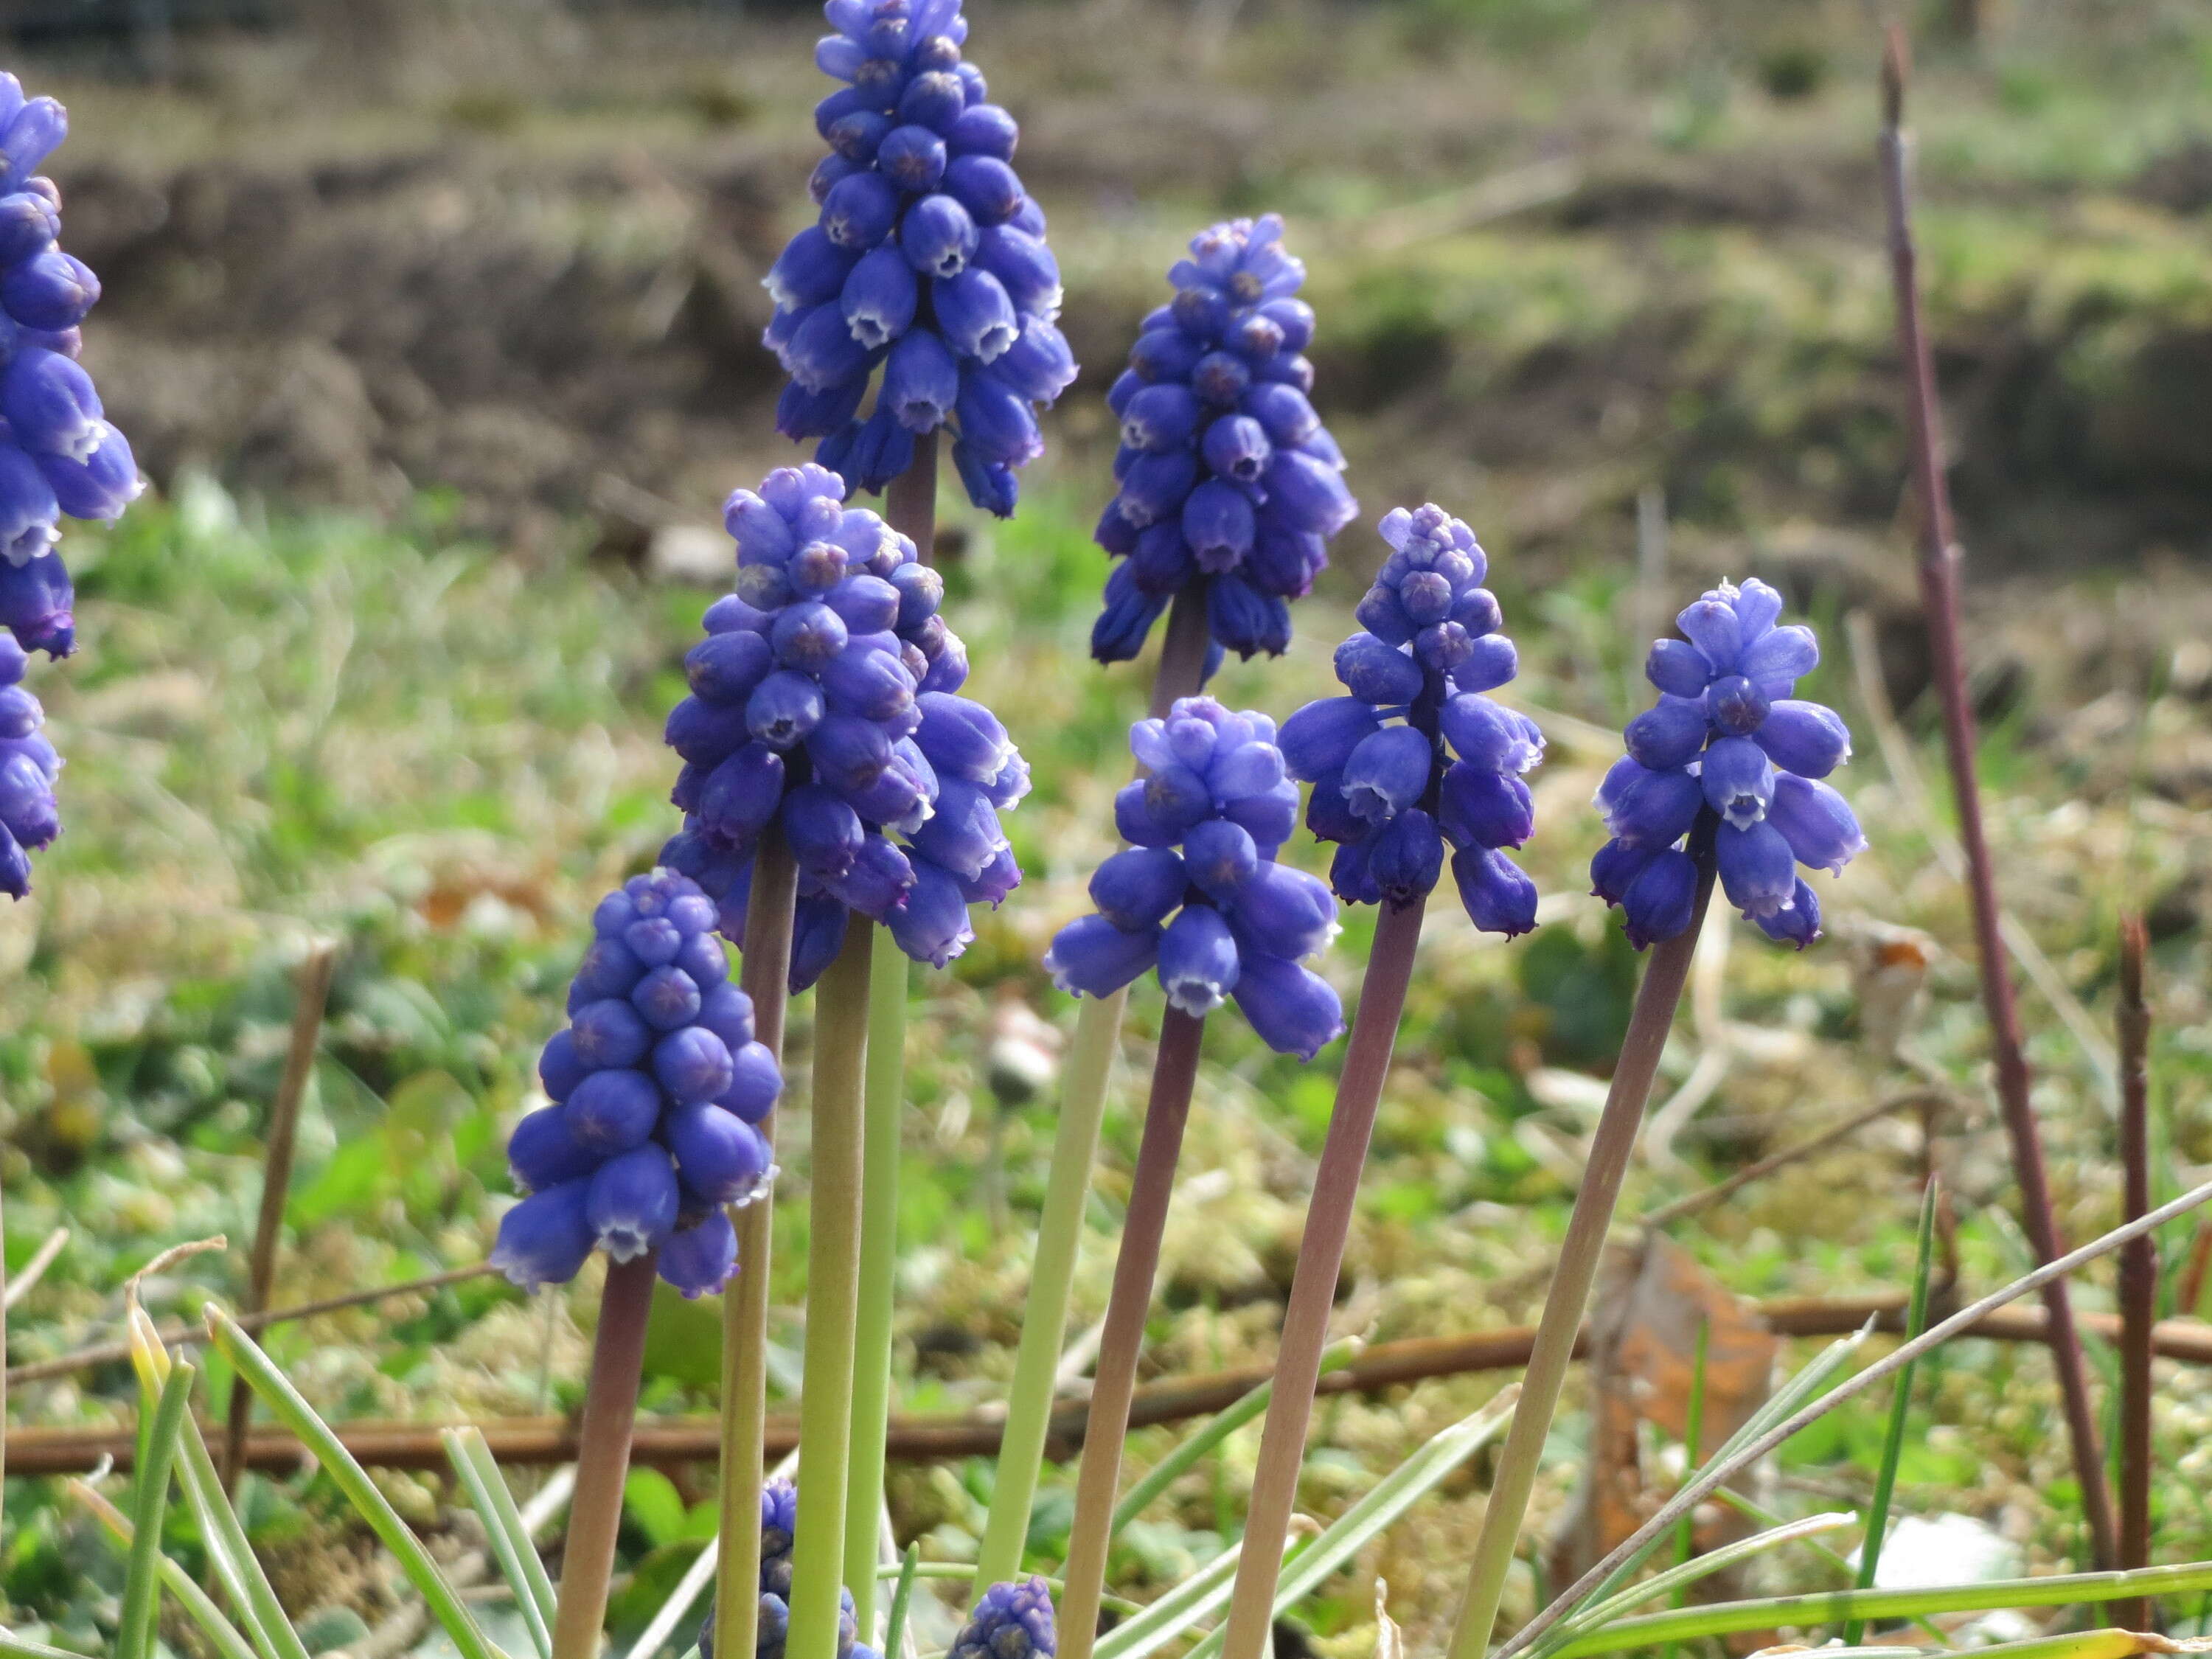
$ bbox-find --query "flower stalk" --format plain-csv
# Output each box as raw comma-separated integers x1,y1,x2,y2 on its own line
1878,25,2116,1569
2116,913,2154,1627
1447,865,1715,1659
973,588,1212,1589
717,831,800,1659
1218,894,1427,1659
550,1251,661,1659
786,916,877,1659
1056,1006,1208,1659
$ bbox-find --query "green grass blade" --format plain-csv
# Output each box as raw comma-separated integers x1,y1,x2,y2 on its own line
170,1389,315,1659
1845,1183,1941,1644
69,1478,265,1659
1110,1338,1361,1540
444,1428,555,1659
119,1361,198,1659
0,1630,94,1659
1556,1512,1858,1640
883,1546,920,1659
206,1307,507,1659
1545,1561,2212,1657
1176,1390,1520,1659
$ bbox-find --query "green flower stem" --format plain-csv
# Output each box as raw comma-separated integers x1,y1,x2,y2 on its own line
974,984,1130,1588
717,830,800,1659
1545,1563,2212,1658
786,917,877,1659
1447,869,1715,1659
1218,894,1428,1659
845,935,911,1641
972,585,1213,1593
118,1360,195,1659
1057,1007,1209,1659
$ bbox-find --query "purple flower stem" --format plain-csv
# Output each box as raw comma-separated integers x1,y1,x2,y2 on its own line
1056,1006,1208,1659
716,828,801,1659
2117,913,2154,1627
1446,864,1715,1659
1219,892,1427,1659
1879,26,2116,1571
552,1250,662,1659
886,429,939,560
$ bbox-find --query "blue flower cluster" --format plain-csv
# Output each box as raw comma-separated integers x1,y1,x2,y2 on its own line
1279,505,1542,935
493,871,781,1299
0,76,140,660
0,627,58,898
768,0,1075,513
698,1477,875,1659
1045,697,1343,1061
1092,214,1355,666
1593,577,1865,949
952,1577,1057,1659
659,465,1027,990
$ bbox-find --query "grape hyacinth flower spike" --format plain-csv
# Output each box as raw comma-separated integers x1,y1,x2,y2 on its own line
0,73,145,897
1591,574,1865,950
658,463,1029,991
952,1579,1056,1659
1048,697,1340,1659
493,869,780,1299
767,0,1076,511
1091,213,1356,664
1447,582,1866,1658
1217,503,1543,1659
1043,696,1343,1060
1279,503,1543,935
697,1476,875,1659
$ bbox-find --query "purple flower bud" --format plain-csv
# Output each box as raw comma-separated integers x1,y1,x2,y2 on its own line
508,1104,599,1194
902,192,979,279
911,775,1006,879
810,152,862,206
899,69,967,131
38,422,140,522
1200,414,1270,484
943,154,1024,226
1278,697,1381,781
1046,912,1160,997
539,1029,588,1101
841,748,931,831
1091,563,1167,664
1,347,100,462
784,783,866,880
0,191,58,267
1589,838,1655,906
720,1038,783,1124
914,691,1014,782
1755,878,1823,948
822,170,902,250
1191,350,1250,406
1623,695,1708,771
841,245,919,349
1,249,97,331
946,102,1019,159
1122,382,1203,453
973,225,1061,318
492,1182,596,1290
566,1066,661,1154
1259,297,1315,352
1205,571,1290,658
790,893,851,992
686,632,775,707
827,832,919,919
1230,952,1343,1060
1700,734,1774,830
1596,758,1702,847
0,453,60,572
747,668,827,748
1130,328,1204,383
1755,700,1851,779
1741,622,1818,690
1333,633,1422,706
1181,479,1255,571
933,267,1020,362
1703,673,1770,737
1646,637,1712,698
1439,762,1534,850
571,998,653,1070
1452,845,1539,937
586,1144,681,1262
1180,817,1257,900
655,1024,737,1107
1223,861,1335,959
667,1103,773,1206
1085,846,1183,932
955,368,1042,465
697,743,786,848
1677,594,1743,675
1363,805,1451,911
1340,725,1433,824
1767,773,1866,874
783,301,877,392
1715,819,1797,919
887,855,975,966
766,226,859,310
950,437,1018,518
877,122,948,192
0,751,54,849
1117,450,1201,526
1158,902,1240,1016
659,1209,740,1299
1451,634,1518,695
991,315,1077,403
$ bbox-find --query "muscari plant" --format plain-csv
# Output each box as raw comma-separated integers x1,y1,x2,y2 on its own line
39,25,2212,1659
0,74,143,898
